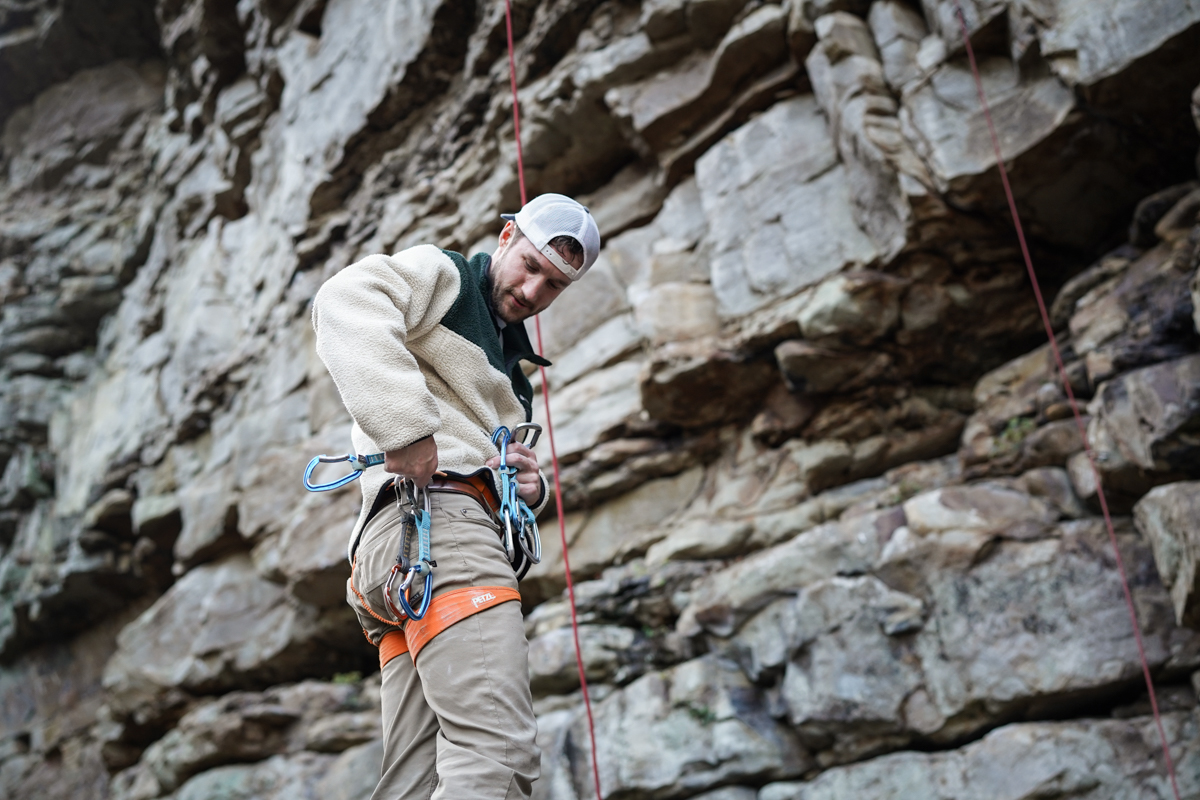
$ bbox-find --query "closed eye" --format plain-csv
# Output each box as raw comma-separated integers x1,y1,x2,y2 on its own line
525,256,568,291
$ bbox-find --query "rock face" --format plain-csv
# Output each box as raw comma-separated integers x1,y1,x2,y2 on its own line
760,710,1200,799
1,2,1200,800
1136,482,1200,627
102,555,366,730
584,656,811,799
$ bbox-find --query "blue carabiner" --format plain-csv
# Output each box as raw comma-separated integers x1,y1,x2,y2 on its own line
396,503,434,619
303,452,386,491
490,425,543,567
491,427,517,557
397,565,434,620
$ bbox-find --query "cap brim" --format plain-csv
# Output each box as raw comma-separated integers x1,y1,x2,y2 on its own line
500,213,516,221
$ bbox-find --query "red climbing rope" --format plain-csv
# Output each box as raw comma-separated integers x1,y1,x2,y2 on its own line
503,3,605,798
952,6,1182,798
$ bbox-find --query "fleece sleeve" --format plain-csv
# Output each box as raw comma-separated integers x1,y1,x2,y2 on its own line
532,470,551,517
311,246,461,453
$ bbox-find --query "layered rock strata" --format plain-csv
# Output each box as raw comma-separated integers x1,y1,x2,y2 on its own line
1,1,1200,799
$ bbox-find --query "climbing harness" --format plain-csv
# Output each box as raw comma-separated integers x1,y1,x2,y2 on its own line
491,423,544,579
302,424,545,607
950,4,1181,797
383,478,435,621
303,452,386,491
302,428,542,584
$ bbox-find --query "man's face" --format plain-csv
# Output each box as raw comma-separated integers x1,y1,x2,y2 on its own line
490,222,578,324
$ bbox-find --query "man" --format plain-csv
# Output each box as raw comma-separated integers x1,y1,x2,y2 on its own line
311,193,601,800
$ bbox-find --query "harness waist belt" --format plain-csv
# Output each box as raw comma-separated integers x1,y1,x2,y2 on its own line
425,474,500,517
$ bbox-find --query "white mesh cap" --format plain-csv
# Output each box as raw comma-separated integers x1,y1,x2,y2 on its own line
501,193,601,281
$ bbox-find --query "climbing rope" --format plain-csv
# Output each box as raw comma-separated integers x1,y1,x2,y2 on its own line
951,5,1182,797
503,2,605,797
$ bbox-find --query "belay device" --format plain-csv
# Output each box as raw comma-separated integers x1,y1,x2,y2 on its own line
301,423,544,586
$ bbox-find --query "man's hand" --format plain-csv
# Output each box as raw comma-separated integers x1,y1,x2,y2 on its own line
487,442,542,504
384,436,438,487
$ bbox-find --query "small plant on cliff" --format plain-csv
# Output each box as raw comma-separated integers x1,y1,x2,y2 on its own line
685,703,719,724
991,416,1038,457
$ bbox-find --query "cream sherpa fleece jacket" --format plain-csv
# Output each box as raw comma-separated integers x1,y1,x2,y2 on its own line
311,244,551,560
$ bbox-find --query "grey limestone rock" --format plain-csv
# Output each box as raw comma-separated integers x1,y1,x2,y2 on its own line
580,655,812,800
163,740,381,800
688,490,1200,765
528,624,637,695
1090,355,1200,477
102,555,367,730
1136,482,1200,628
760,711,1200,800
867,0,928,91
694,94,877,318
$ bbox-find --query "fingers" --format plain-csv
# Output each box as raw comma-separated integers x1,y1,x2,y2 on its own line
488,442,540,473
504,443,540,474
384,437,438,486
505,454,539,476
409,459,434,488
517,480,542,504
414,450,438,487
488,456,535,470
514,457,542,505
506,442,535,459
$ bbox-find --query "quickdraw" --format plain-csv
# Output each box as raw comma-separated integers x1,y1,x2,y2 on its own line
303,452,386,491
491,423,543,579
383,478,435,621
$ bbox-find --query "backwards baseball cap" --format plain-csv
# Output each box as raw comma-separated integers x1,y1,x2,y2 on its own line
501,193,601,281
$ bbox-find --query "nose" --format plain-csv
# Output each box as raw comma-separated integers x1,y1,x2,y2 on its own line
524,274,551,304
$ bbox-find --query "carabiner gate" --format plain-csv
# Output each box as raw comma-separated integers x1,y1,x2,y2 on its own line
303,452,386,492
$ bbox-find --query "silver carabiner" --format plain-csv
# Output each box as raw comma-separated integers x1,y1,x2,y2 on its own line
397,567,416,594
393,477,431,517
384,564,411,621
502,512,517,562
512,422,542,449
518,517,542,564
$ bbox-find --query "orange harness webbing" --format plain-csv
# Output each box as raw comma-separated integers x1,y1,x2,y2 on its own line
379,628,409,668
377,585,521,669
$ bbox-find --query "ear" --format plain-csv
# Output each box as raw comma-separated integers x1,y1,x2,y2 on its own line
498,220,516,248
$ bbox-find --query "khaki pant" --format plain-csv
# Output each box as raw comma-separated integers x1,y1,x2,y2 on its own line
348,491,540,800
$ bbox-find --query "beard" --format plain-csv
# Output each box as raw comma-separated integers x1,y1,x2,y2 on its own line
491,276,535,324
